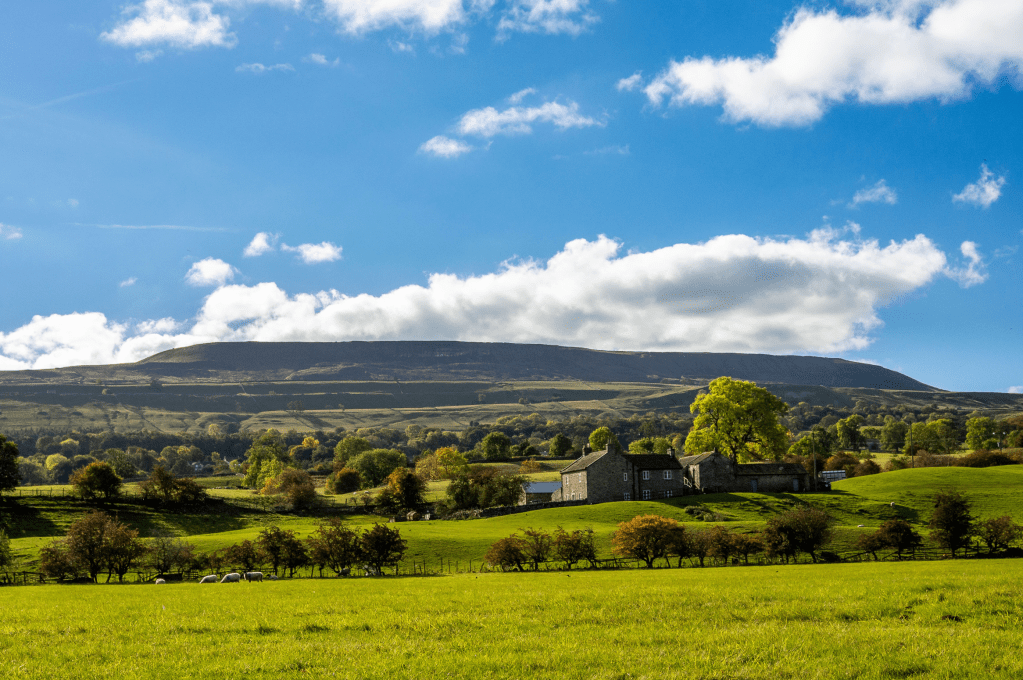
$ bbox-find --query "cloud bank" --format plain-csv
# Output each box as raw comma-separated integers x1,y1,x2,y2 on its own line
639,0,1023,126
0,232,982,370
102,0,237,49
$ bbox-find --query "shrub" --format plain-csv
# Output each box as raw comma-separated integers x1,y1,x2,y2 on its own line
850,459,881,477
326,468,362,494
485,535,528,572
955,450,1020,468
612,514,685,568
976,516,1022,554
552,527,597,569
70,462,122,501
929,489,974,557
763,507,834,563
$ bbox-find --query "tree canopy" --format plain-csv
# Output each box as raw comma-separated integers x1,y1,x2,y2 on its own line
0,434,21,492
684,377,789,462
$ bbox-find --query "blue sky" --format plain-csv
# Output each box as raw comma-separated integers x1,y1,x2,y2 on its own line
0,0,1020,392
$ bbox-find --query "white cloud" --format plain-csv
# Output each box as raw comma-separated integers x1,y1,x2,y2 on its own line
306,53,340,67
388,39,415,53
457,99,603,137
1,231,976,370
136,49,163,62
944,240,987,287
497,0,598,37
953,164,1007,208
236,62,294,73
119,277,138,287
419,135,473,158
184,258,237,286
507,87,536,104
1009,386,1023,394
281,241,343,264
101,0,237,49
243,231,280,257
585,144,629,156
849,180,898,207
322,0,471,34
616,72,643,92
642,0,1023,126
0,224,24,240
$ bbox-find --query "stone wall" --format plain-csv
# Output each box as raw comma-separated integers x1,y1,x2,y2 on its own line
634,468,686,500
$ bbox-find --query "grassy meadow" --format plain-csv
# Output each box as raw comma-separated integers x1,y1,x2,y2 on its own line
3,560,1023,679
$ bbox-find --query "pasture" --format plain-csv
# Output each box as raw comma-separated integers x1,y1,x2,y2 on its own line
2,560,1023,679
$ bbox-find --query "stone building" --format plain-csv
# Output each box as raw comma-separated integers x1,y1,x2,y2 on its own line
550,446,685,504
519,481,563,505
677,451,811,493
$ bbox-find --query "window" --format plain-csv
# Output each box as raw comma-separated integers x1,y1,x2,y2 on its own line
623,472,628,481
623,492,631,501
642,489,652,500
663,470,673,480
664,489,673,498
642,470,650,481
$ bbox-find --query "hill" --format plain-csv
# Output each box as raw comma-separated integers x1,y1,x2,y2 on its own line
0,340,937,389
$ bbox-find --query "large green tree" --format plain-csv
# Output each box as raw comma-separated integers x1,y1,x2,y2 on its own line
0,434,21,492
684,377,789,462
242,429,290,488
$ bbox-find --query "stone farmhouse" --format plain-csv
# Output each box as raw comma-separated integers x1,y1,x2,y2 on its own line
532,446,811,505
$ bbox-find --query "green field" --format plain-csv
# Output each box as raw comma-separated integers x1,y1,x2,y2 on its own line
3,561,1023,679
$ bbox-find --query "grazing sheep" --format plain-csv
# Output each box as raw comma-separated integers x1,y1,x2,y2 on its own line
268,575,278,581
244,571,263,583
221,573,242,583
199,575,219,584
154,578,166,585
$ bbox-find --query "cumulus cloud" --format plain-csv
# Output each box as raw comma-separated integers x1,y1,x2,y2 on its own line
641,0,1023,126
616,72,643,92
953,164,1007,207
119,277,138,287
243,231,280,257
944,240,987,287
457,99,602,137
101,0,237,49
306,53,340,66
849,180,898,208
497,0,598,38
1009,386,1023,394
184,258,237,286
236,62,294,73
419,135,473,158
0,224,23,240
322,0,472,34
1,231,980,370
507,87,536,104
281,241,343,264
136,49,163,62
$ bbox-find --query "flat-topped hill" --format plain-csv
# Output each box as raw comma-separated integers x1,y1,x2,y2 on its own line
0,341,936,390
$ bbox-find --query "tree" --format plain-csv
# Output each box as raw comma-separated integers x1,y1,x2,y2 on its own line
64,511,113,582
706,526,737,565
377,467,426,512
872,519,922,559
0,434,21,492
138,466,207,504
305,519,363,576
880,418,909,452
976,516,1022,554
105,522,148,582
835,415,865,451
261,468,317,509
763,507,834,563
588,427,620,453
0,529,12,571
280,533,309,577
326,467,362,494
243,429,290,488
444,467,526,511
70,462,123,500
104,448,138,479
480,432,512,460
552,527,597,569
520,528,552,571
225,540,261,572
611,514,684,568
361,524,407,574
928,489,974,557
684,377,789,462
349,449,408,487
39,541,79,581
965,417,996,450
485,535,528,572
147,535,196,574
258,526,297,576
334,437,373,466
548,433,572,458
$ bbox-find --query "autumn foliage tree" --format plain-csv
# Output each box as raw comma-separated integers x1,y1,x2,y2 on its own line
612,514,685,568
553,527,597,569
485,535,528,572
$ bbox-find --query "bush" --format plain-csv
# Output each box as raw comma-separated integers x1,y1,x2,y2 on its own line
763,507,834,563
955,450,1020,468
929,489,974,557
611,514,685,568
552,527,597,569
485,535,528,572
70,462,122,500
325,468,362,494
976,516,1022,554
850,459,881,477
138,466,208,504
261,468,317,509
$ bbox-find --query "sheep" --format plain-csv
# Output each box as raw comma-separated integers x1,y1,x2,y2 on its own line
220,573,242,583
199,574,219,584
244,571,263,583
154,578,166,585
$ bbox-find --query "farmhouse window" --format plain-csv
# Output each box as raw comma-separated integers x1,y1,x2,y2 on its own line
642,489,652,500
623,472,628,481
623,493,631,501
663,470,673,480
664,490,673,498
642,471,650,481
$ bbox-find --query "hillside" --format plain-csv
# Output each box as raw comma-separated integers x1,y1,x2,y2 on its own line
0,340,937,389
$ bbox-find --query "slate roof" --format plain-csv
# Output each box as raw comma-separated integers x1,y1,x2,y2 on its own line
625,454,683,470
523,482,562,494
675,451,721,466
560,448,611,473
735,462,807,475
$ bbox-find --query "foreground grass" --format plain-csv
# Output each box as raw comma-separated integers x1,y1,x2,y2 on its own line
2,560,1023,679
